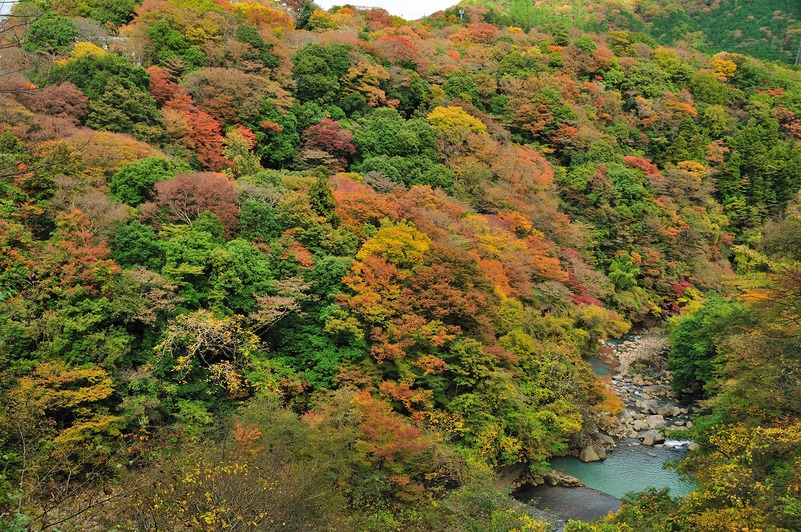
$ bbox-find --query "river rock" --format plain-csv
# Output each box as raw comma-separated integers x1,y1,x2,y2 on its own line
688,442,700,451
579,445,601,462
593,432,616,447
632,419,649,431
545,470,584,487
657,405,680,417
638,401,657,415
643,384,671,396
646,415,667,429
641,430,665,446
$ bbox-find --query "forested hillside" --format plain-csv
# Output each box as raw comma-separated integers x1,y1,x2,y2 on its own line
0,0,799,530
461,0,801,62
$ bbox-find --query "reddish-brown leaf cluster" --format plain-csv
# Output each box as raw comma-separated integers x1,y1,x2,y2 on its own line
140,172,238,235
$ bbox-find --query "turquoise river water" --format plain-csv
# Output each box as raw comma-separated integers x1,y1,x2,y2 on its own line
550,441,695,499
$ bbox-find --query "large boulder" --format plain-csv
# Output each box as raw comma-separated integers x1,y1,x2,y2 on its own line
643,384,671,396
593,432,616,447
641,430,665,446
637,400,657,415
579,445,601,462
545,470,584,487
646,415,667,429
594,444,607,460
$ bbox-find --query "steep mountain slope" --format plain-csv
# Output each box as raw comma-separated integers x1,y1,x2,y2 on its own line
1,0,801,530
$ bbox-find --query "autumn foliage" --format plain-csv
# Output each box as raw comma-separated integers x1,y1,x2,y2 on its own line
4,0,801,529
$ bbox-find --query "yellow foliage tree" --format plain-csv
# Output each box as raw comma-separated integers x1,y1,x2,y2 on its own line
9,361,120,445
355,220,431,272
426,106,488,137
711,57,737,79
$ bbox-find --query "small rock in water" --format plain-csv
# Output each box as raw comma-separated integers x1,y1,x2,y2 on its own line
646,451,657,457
688,442,700,451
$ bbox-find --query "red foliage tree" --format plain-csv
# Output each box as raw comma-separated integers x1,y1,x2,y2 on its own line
352,390,433,468
183,68,270,125
365,8,395,29
373,36,418,66
148,67,229,171
18,82,88,126
514,102,554,138
624,155,663,178
140,172,239,235
40,209,121,295
302,119,355,165
147,66,185,105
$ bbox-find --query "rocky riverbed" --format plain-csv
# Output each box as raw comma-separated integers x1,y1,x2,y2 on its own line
577,335,700,461
515,335,699,527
